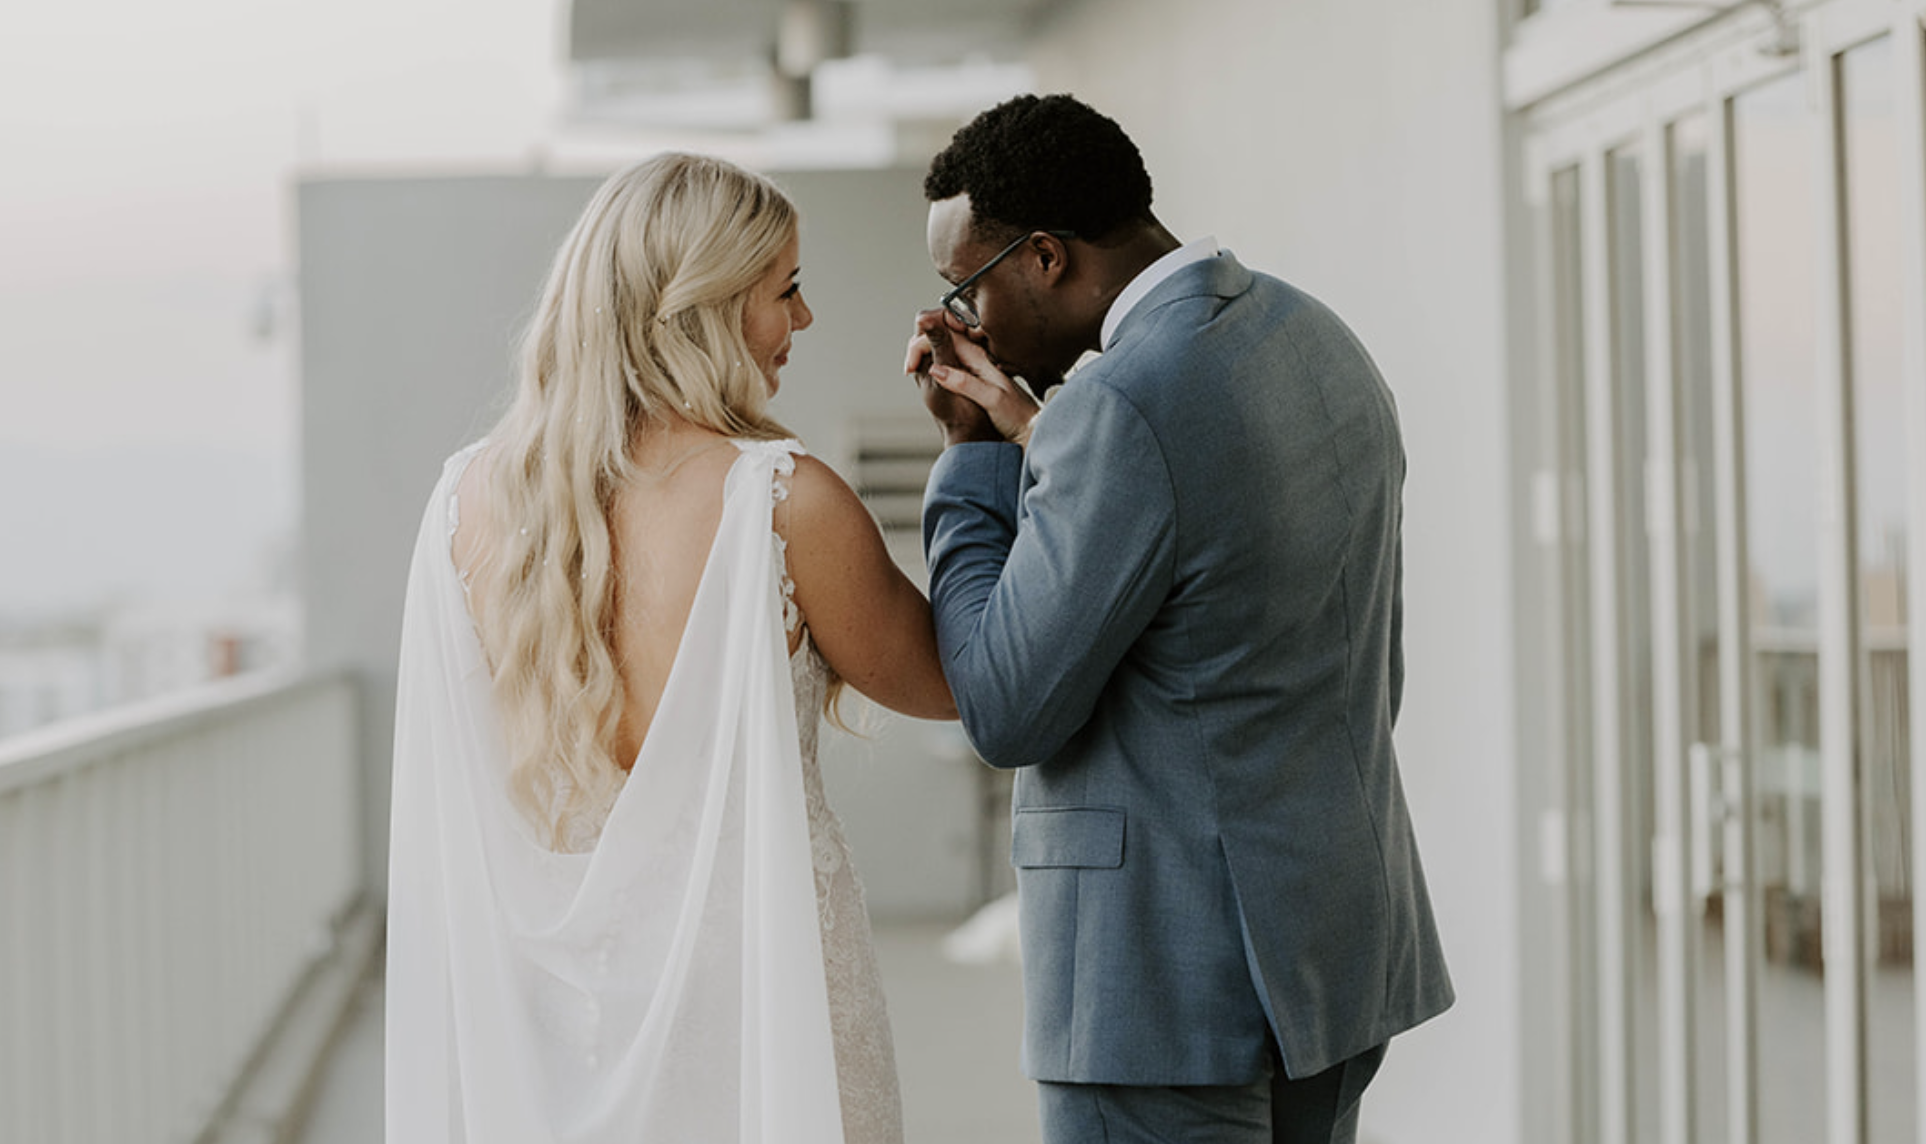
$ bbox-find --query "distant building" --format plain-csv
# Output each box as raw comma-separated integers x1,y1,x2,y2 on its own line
0,594,299,740
0,627,100,738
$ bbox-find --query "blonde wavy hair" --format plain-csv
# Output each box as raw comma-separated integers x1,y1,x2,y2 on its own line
472,153,823,846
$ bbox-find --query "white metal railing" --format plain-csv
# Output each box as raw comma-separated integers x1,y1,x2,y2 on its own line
0,670,360,1144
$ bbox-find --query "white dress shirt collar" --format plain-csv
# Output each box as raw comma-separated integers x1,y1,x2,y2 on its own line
1099,235,1220,352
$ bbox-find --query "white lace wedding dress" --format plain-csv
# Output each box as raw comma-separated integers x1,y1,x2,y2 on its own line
386,437,903,1144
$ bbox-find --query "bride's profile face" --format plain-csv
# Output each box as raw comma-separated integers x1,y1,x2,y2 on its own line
740,234,812,396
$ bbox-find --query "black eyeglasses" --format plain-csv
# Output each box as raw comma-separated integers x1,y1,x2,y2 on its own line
938,230,1076,328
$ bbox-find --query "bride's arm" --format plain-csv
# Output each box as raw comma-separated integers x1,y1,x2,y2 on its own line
783,454,958,721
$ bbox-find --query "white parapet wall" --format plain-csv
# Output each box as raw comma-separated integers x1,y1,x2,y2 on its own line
0,671,362,1144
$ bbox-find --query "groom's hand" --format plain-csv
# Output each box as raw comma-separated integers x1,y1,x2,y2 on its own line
907,310,1002,449
905,310,1041,448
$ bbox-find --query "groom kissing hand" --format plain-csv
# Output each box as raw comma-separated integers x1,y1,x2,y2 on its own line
907,93,1454,1144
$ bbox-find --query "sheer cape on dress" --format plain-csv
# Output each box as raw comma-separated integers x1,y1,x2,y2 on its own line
385,438,846,1144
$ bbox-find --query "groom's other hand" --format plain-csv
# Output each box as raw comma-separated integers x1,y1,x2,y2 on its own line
907,309,1002,448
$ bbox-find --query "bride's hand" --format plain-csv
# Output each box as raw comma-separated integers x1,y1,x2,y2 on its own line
907,310,1000,447
923,330,1042,447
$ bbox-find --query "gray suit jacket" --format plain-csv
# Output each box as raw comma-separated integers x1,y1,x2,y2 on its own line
922,252,1452,1086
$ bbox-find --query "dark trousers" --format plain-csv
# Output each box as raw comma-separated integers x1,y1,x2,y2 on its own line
1037,1043,1388,1144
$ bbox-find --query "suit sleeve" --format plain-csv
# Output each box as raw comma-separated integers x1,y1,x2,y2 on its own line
921,381,1177,768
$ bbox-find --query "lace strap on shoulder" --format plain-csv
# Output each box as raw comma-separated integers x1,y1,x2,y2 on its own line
731,438,807,634
731,436,807,465
769,445,803,634
444,439,489,539
773,541,800,634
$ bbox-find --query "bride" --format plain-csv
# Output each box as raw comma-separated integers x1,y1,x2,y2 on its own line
385,153,956,1143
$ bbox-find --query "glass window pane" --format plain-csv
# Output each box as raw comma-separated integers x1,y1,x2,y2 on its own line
1733,68,1825,1144
1840,35,1916,1144
1668,113,1732,1144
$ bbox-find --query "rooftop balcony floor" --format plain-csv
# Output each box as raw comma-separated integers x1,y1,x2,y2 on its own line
295,919,1044,1144
292,911,1923,1144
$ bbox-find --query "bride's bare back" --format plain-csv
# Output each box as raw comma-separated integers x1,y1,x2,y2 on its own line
451,420,954,771
603,428,769,766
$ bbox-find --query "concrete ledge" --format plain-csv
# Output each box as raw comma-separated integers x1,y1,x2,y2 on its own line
199,900,384,1144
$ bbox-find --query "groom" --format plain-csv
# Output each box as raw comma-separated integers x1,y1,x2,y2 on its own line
908,94,1453,1143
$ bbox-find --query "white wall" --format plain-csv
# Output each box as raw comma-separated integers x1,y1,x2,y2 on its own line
298,167,990,919
1027,2,1528,1141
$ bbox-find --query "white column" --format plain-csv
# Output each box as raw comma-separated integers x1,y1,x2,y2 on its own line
1582,145,1637,1144
1641,112,1700,1144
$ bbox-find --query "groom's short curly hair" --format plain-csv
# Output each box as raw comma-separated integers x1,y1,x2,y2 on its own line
924,94,1153,243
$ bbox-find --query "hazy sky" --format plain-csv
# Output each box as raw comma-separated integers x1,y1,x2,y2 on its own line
0,0,561,615
0,0,562,455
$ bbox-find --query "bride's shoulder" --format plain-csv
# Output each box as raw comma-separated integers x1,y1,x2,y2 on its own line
783,452,865,523
448,436,491,466
449,441,495,505
441,439,495,500
447,441,498,571
725,437,854,516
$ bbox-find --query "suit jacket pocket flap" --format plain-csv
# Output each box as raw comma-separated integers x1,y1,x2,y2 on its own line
1011,807,1126,869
